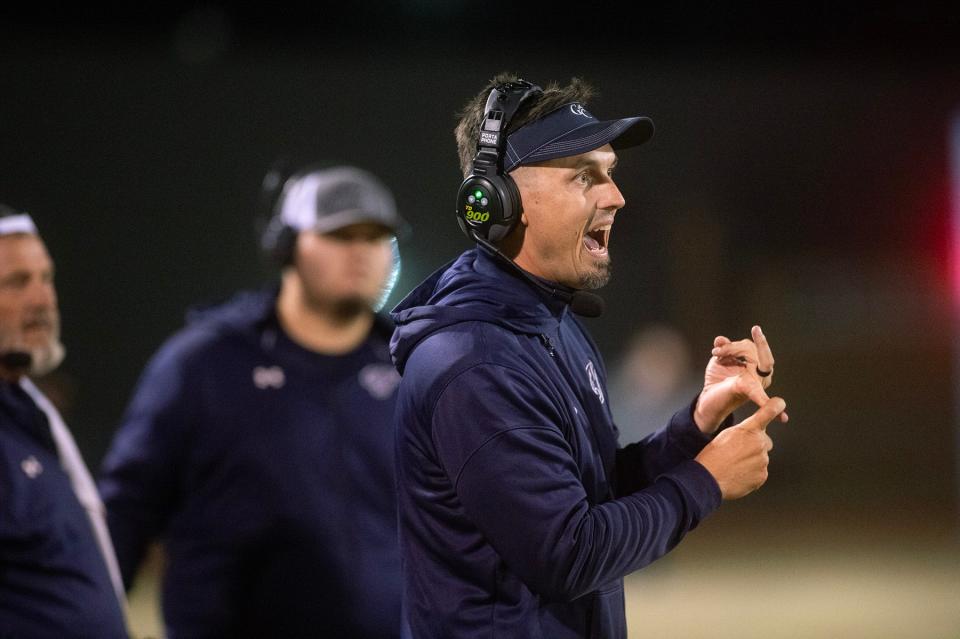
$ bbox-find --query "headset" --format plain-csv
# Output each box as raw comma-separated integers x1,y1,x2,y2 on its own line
454,80,605,318
258,158,313,267
258,157,297,267
456,79,543,244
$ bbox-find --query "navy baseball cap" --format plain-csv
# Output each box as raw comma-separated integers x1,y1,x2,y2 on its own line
504,102,654,172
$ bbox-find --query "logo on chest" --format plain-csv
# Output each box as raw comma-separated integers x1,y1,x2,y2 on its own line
359,364,401,400
21,455,43,478
253,365,286,389
585,360,604,405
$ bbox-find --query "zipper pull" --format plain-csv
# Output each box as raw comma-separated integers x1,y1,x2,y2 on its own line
539,334,556,358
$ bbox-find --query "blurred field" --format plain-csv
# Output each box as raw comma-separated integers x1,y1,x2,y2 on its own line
126,510,960,639
624,517,960,639
126,544,164,639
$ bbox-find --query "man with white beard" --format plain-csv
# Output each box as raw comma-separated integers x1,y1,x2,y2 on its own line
0,203,128,638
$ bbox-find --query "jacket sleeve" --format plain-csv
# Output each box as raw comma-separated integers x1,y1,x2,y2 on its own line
431,364,721,602
97,331,201,588
613,396,726,496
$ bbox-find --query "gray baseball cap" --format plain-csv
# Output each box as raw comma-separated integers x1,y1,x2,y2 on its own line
277,165,408,237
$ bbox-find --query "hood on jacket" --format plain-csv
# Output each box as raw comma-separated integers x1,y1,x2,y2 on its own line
389,248,570,375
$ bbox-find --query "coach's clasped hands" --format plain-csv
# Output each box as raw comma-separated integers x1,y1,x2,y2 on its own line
695,396,784,500
693,324,788,434
692,325,789,500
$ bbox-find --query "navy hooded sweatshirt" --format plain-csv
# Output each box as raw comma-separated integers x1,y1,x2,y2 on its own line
390,248,723,639
98,287,402,639
0,381,128,639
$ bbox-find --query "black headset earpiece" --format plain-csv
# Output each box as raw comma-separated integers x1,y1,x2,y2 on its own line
259,158,345,267
258,157,299,266
261,217,299,267
456,80,543,244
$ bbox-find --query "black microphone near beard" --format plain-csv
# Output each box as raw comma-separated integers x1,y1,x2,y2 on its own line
0,350,32,371
472,235,605,318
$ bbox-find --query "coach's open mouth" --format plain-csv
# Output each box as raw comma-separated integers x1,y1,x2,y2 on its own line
583,224,610,256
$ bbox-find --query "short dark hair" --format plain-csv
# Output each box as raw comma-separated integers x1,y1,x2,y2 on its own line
454,72,596,177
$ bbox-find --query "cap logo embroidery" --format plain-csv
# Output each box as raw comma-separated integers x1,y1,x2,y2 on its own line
570,104,592,118
585,360,604,404
21,455,43,478
253,365,286,389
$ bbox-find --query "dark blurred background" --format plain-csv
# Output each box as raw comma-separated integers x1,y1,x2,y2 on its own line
2,2,959,636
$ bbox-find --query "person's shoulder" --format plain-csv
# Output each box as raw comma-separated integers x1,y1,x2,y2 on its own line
183,287,275,330
402,320,522,379
147,288,275,372
141,323,227,381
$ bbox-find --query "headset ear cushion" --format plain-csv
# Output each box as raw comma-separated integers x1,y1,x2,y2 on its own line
456,171,524,244
261,215,298,266
484,173,522,244
276,227,298,266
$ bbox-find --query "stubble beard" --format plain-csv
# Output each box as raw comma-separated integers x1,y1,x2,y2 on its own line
326,297,375,322
302,286,377,323
580,259,612,290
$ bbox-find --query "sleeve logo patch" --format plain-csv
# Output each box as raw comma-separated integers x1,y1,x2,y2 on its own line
585,360,604,404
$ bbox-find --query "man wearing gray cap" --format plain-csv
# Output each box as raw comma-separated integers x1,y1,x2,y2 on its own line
99,164,407,638
389,73,788,638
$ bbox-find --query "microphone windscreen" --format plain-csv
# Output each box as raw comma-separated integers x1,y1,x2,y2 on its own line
570,291,605,317
0,351,32,370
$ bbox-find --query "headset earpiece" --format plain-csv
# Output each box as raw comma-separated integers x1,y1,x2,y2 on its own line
260,215,299,267
259,159,338,267
455,172,522,243
258,157,298,267
456,80,542,244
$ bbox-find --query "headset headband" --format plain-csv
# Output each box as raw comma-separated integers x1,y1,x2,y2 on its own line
472,80,543,175
455,79,542,245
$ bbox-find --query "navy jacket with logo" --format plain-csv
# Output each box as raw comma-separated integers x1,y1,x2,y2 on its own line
99,287,402,639
390,248,722,639
0,381,128,639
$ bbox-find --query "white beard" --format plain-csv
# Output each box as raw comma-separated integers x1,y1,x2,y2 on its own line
29,339,66,377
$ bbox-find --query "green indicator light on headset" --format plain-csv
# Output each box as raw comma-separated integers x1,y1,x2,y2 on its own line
474,190,483,198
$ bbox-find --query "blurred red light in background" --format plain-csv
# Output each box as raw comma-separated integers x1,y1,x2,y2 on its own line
952,113,960,311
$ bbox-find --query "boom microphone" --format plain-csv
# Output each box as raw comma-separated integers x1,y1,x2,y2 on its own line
568,289,605,318
473,235,605,318
0,351,32,371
